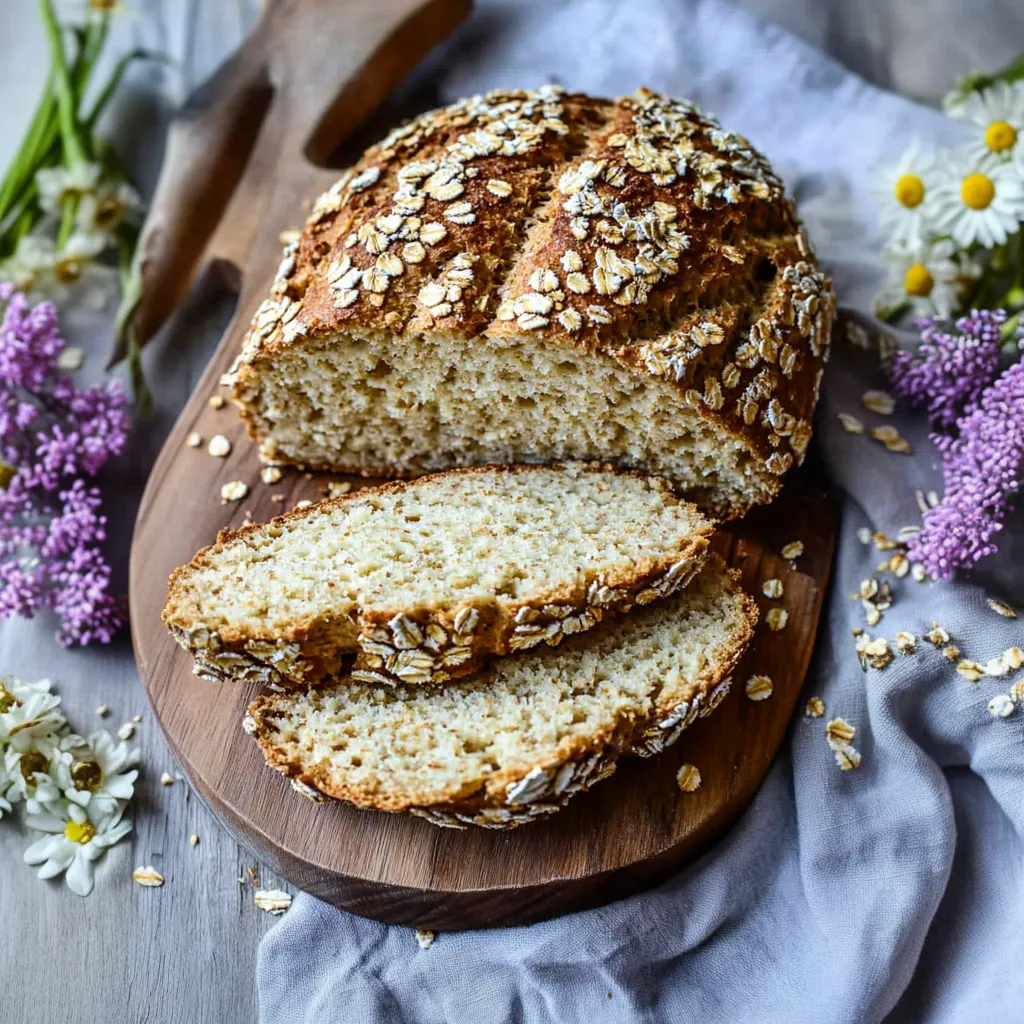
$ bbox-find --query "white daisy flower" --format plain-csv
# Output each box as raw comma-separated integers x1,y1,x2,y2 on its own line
35,163,102,216
949,81,1024,163
3,741,71,815
930,152,1024,248
0,676,66,751
23,799,132,897
56,730,139,818
876,239,967,318
76,180,143,236
872,141,938,247
0,234,59,296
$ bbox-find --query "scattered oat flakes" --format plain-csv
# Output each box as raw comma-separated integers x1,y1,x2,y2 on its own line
781,541,804,561
838,412,864,434
911,564,928,582
762,578,783,599
957,659,985,682
221,480,249,502
924,625,950,646
857,527,872,545
831,742,862,770
745,675,773,701
856,634,892,670
805,697,825,718
260,466,282,485
160,772,174,786
860,389,895,415
942,645,961,662
863,602,881,627
56,346,84,371
894,632,917,654
254,889,292,915
984,647,1024,677
871,531,898,551
988,694,1015,718
132,714,142,723
1011,678,1024,702
676,764,701,792
186,432,202,448
208,434,231,457
294,499,313,509
116,722,135,741
95,704,108,717
189,834,200,846
766,608,789,632
133,866,164,887
208,395,226,410
270,494,285,503
987,597,1017,619
870,425,912,454
416,929,436,950
825,717,856,744
326,481,352,498
888,553,910,578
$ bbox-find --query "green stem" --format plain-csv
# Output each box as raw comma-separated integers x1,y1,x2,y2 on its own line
56,194,77,247
116,238,151,413
0,72,56,219
38,0,87,168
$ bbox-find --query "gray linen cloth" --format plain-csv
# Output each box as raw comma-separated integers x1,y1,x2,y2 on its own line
255,2,1024,1022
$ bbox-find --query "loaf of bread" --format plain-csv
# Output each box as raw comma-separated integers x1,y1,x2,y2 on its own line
163,463,713,689
226,86,834,519
244,556,755,828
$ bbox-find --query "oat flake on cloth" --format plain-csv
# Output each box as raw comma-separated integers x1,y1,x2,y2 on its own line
257,2,1024,1022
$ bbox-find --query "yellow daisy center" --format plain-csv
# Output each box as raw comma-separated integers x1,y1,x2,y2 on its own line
19,750,48,780
54,256,84,285
894,173,925,208
904,264,934,297
961,173,995,210
70,759,103,792
64,820,96,845
984,120,1018,153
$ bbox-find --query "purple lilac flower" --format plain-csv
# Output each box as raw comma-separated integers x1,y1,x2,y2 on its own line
909,355,1024,579
0,284,130,645
889,309,1005,430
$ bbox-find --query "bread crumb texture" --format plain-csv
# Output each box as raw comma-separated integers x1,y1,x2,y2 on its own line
246,558,755,828
164,464,713,688
227,86,834,519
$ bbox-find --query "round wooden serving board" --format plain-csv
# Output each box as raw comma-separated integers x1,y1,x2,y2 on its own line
129,0,836,930
133,427,833,930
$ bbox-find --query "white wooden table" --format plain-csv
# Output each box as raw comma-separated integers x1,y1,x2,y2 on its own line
1,2,1021,1021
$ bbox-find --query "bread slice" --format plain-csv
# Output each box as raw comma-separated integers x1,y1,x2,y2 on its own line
164,463,713,689
245,557,755,828
227,86,834,519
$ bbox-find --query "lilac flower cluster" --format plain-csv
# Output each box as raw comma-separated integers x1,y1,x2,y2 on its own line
889,309,1005,430
893,310,1024,579
0,284,130,644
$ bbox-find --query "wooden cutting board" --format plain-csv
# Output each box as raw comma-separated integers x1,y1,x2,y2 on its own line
129,0,836,930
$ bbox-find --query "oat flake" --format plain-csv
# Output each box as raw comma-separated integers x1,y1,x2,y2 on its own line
676,764,701,793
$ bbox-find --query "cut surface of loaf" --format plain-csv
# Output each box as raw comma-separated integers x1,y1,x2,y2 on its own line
163,464,713,688
246,557,756,828
227,86,835,518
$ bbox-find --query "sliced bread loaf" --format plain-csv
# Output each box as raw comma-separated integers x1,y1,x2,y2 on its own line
245,557,756,828
227,87,834,519
164,463,713,689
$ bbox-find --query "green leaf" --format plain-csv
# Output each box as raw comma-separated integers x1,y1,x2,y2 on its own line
84,49,170,132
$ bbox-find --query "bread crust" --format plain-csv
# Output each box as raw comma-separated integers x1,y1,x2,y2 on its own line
163,462,713,689
228,86,835,518
245,561,757,828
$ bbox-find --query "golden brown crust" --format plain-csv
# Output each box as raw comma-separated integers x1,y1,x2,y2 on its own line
245,563,757,828
227,87,835,515
162,462,713,689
